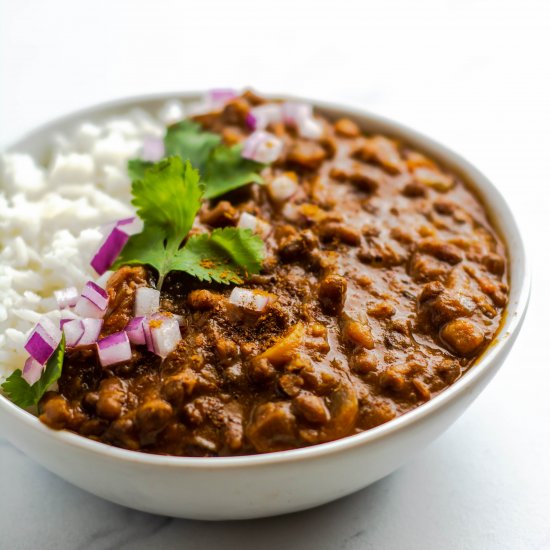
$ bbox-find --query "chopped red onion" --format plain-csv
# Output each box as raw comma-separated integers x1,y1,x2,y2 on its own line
152,316,181,358
91,227,129,275
281,202,300,222
242,131,283,164
82,281,109,308
144,314,181,358
134,287,160,317
75,281,109,319
59,310,79,329
54,286,79,309
59,318,72,329
268,174,298,203
207,88,237,107
95,270,114,290
62,319,85,348
298,117,324,140
190,89,239,117
281,101,323,139
229,288,271,312
245,112,257,129
117,216,144,236
97,331,132,367
79,318,103,346
238,212,272,238
91,217,143,275
282,101,313,125
246,104,283,130
141,136,165,162
22,357,44,385
24,317,61,364
237,212,257,231
125,316,146,345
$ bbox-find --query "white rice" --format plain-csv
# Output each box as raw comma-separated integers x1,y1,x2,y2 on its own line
0,100,188,380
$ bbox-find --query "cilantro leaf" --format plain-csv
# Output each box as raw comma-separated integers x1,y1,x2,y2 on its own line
164,121,263,198
114,157,204,287
173,228,265,284
132,156,202,239
136,120,265,199
1,371,36,408
1,335,66,408
164,120,222,173
127,159,153,181
112,224,168,273
203,144,264,199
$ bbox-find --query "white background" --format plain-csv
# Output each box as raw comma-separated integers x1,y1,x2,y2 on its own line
1,1,549,548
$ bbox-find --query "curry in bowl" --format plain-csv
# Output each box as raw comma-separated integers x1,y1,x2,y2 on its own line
1,91,508,457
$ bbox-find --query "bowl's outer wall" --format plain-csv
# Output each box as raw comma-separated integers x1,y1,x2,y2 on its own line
0,344,514,520
0,93,529,519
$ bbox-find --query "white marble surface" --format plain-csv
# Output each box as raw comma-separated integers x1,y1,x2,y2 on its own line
1,0,549,548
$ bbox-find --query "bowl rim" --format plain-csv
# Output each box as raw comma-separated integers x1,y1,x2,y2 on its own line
0,91,531,469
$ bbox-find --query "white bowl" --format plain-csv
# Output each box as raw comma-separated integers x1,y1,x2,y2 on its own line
0,93,530,520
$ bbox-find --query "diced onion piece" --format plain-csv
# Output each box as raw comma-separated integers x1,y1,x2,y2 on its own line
91,225,130,276
229,288,271,312
282,101,313,125
242,131,283,164
141,136,165,162
95,270,114,290
268,173,298,203
59,310,79,329
82,281,109,309
298,117,323,140
97,331,132,367
281,101,323,139
246,104,283,130
190,89,238,117
206,88,237,107
54,286,79,309
281,202,300,222
125,316,146,345
79,318,103,346
22,357,44,385
91,217,143,275
75,281,109,319
62,319,85,348
145,314,181,358
91,226,130,276
117,216,144,236
237,212,258,231
24,317,61,364
237,212,272,238
134,287,160,317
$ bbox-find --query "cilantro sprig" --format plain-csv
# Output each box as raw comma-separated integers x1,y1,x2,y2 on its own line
128,120,264,199
1,335,66,409
114,156,265,288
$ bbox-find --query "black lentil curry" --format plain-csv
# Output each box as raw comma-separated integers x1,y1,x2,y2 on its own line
39,92,509,456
